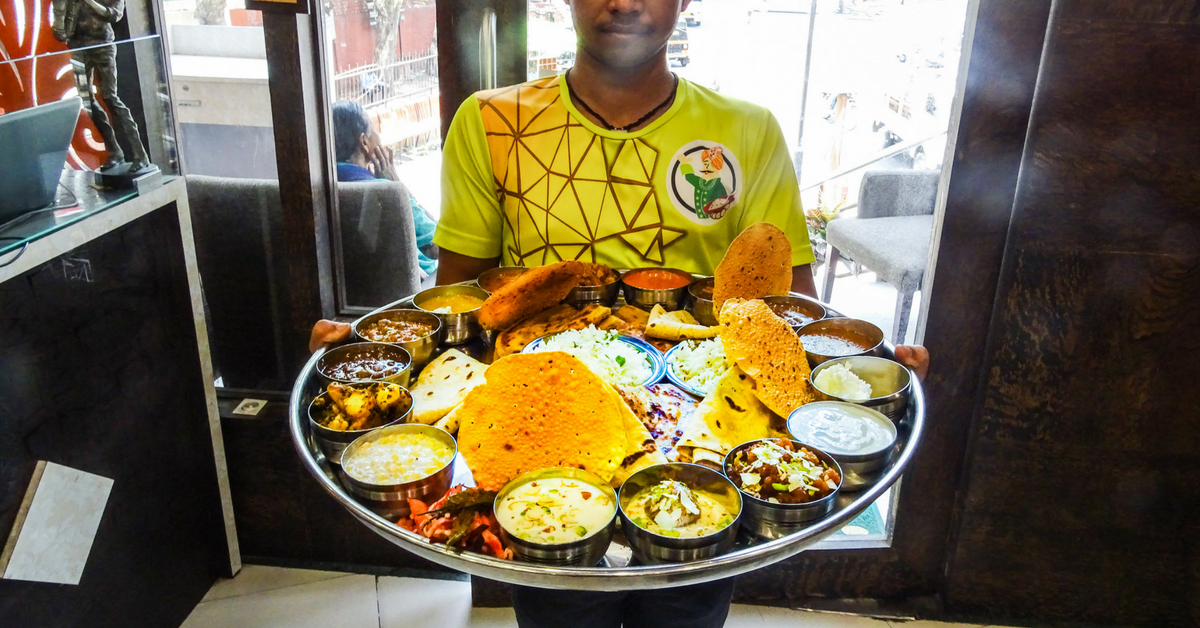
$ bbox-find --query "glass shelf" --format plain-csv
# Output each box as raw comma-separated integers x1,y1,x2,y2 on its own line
0,170,176,258
0,34,162,67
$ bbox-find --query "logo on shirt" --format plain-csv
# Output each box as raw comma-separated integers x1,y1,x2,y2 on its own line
666,140,743,226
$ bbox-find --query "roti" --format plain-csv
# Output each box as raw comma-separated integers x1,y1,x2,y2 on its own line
478,261,591,331
409,349,488,425
455,352,630,491
718,298,815,416
494,303,612,359
608,383,668,486
675,365,788,462
645,304,719,341
616,383,697,460
713,223,792,312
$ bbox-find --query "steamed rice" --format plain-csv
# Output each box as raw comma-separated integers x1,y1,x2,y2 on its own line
813,363,873,400
667,338,729,395
536,326,653,386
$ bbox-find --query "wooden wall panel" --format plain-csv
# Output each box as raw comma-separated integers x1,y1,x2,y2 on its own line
943,0,1200,623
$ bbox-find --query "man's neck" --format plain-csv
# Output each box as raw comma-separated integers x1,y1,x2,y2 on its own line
347,152,371,170
567,53,676,131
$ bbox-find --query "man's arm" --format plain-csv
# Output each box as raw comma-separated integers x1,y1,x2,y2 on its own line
437,250,500,286
791,264,817,299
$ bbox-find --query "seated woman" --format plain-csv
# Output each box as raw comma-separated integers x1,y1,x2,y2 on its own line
332,100,437,277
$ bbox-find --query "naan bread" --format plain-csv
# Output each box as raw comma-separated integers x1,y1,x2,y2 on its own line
713,223,792,312
645,304,719,341
718,298,815,415
494,303,611,359
410,349,488,425
675,365,788,462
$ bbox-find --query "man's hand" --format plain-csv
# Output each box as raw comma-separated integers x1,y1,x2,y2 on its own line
368,145,399,182
894,345,929,381
309,319,351,354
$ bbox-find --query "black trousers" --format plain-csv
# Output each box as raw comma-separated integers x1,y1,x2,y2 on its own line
512,578,736,628
71,44,147,164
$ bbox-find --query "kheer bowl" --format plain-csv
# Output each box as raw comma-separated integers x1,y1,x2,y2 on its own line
786,402,897,492
723,439,843,539
494,467,618,567
618,463,742,565
795,318,885,367
414,285,489,345
338,423,457,519
688,277,717,326
621,268,694,311
317,342,412,388
352,309,443,370
810,356,912,424
308,385,413,465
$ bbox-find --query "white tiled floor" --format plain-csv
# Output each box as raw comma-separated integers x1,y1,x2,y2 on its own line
183,566,995,628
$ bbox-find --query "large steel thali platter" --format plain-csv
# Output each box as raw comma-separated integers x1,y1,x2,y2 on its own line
288,287,927,591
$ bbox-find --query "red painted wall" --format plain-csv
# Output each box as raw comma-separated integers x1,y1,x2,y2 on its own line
0,0,107,170
330,1,437,73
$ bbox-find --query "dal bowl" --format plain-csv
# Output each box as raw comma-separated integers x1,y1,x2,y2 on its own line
761,295,827,333
352,309,442,370
317,342,412,388
809,356,912,423
414,285,489,345
477,266,528,293
338,423,457,519
494,467,618,567
688,277,717,326
618,463,742,565
795,318,885,367
723,439,843,539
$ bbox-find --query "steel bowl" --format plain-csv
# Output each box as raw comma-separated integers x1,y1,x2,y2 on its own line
565,271,623,308
810,356,913,424
352,309,443,370
723,439,843,539
307,384,413,465
620,268,694,311
477,266,528,293
413,285,489,345
522,332,666,388
795,318,885,367
494,467,618,566
338,423,457,519
618,463,742,565
786,402,898,492
317,342,412,388
761,295,828,333
688,277,717,326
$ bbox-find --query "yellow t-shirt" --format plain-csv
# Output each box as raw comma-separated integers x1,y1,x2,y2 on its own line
433,75,814,275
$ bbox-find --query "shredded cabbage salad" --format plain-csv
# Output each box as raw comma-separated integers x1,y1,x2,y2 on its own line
667,338,729,395
536,326,653,387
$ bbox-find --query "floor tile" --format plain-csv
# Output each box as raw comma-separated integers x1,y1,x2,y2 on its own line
887,622,989,628
378,576,473,628
730,605,891,628
467,606,519,628
182,574,378,628
201,564,353,602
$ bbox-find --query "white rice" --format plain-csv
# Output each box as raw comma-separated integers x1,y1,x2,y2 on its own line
813,363,873,400
536,326,654,387
667,338,729,396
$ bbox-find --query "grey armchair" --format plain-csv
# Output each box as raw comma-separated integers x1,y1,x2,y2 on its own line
821,170,939,343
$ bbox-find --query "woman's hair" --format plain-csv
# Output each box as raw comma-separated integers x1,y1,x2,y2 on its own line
332,100,370,162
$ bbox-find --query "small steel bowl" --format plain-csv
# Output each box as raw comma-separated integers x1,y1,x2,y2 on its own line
620,268,695,311
688,277,717,326
338,423,457,519
477,266,528,293
810,356,913,424
413,285,489,345
761,295,828,333
565,271,623,308
352,309,443,371
795,318,885,367
786,401,898,492
317,342,412,388
723,439,843,539
618,463,742,565
307,384,413,465
494,467,618,566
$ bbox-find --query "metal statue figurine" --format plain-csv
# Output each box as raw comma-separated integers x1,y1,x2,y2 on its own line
51,0,151,174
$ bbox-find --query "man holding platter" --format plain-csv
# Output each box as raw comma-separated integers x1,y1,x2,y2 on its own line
312,0,929,624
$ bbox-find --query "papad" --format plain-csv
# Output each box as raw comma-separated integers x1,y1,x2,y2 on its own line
713,223,792,312
645,304,719,341
410,349,488,424
494,303,612,358
455,352,628,491
478,261,590,331
718,298,815,415
674,365,788,462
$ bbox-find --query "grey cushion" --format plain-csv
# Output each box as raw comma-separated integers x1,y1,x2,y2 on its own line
337,180,421,307
826,214,934,293
858,170,939,219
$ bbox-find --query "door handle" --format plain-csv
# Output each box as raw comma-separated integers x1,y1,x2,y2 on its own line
479,7,497,90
